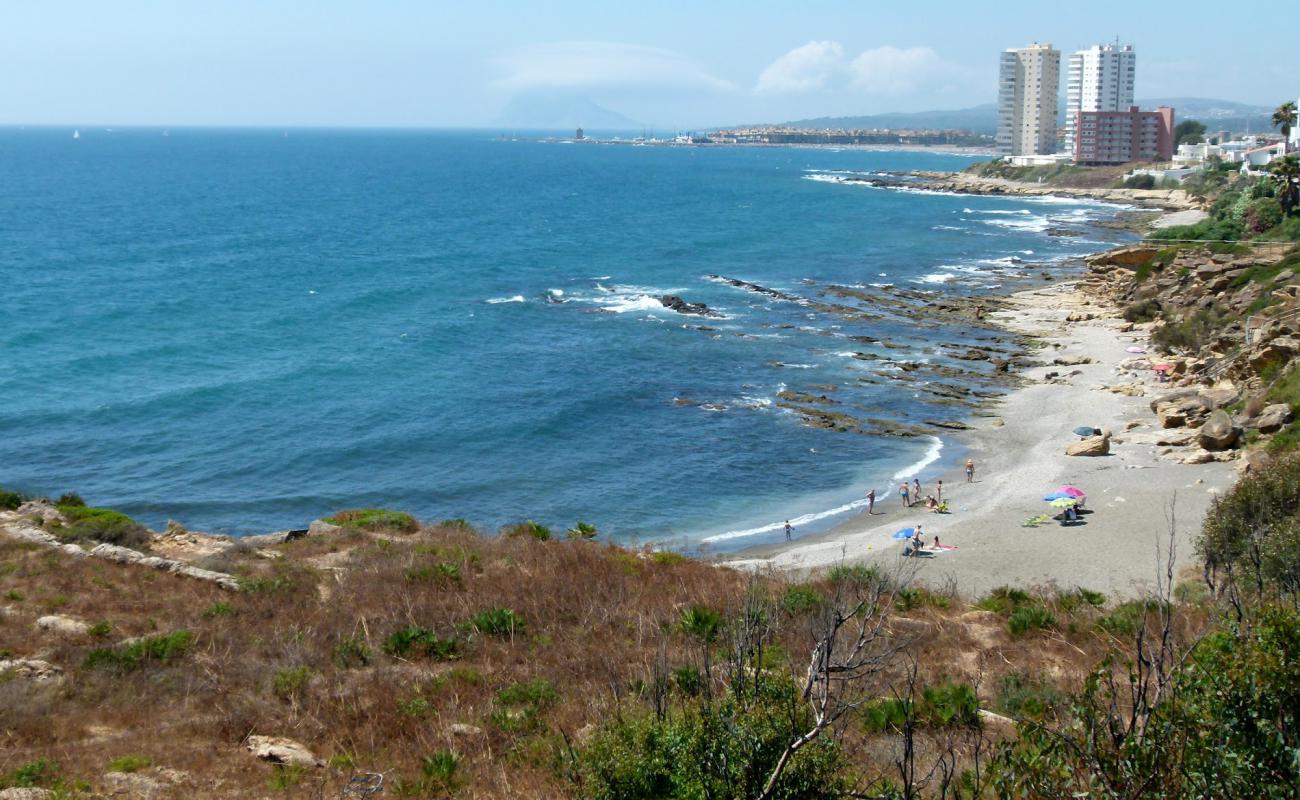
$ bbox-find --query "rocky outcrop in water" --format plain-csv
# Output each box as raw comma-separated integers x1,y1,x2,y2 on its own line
659,295,721,317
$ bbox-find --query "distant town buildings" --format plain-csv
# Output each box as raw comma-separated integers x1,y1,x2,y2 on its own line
996,43,1060,156
1064,43,1136,149
706,127,991,147
1073,106,1174,165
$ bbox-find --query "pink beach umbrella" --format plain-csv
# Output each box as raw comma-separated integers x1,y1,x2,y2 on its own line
1058,487,1086,498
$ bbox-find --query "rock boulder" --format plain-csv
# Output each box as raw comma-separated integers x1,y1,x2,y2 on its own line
1066,433,1110,457
1255,404,1294,434
246,735,324,768
1197,410,1239,451
36,614,89,637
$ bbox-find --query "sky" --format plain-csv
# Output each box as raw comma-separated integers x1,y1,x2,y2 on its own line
1,0,1293,129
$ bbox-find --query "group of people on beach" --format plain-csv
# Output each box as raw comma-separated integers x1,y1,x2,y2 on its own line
782,458,976,544
897,476,950,514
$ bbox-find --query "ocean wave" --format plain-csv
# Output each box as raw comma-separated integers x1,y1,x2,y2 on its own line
485,295,526,304
979,215,1051,233
890,436,944,481
962,208,1031,216
916,273,956,284
601,295,669,314
931,224,963,231
701,497,873,543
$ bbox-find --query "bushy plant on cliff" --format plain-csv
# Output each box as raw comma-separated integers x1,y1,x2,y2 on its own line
324,508,418,533
502,520,551,540
52,504,151,549
992,605,1300,798
1150,308,1227,353
579,675,847,800
0,487,27,510
1199,452,1300,601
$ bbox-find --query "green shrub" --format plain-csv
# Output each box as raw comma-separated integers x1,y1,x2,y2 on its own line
56,492,85,507
492,678,559,733
895,587,951,611
272,666,312,699
503,520,551,541
1244,197,1284,234
566,521,599,540
334,635,372,668
83,630,193,671
862,681,980,732
467,607,525,637
672,665,703,696
579,677,846,800
1056,587,1106,612
975,586,1032,615
5,758,59,788
382,626,458,660
201,601,235,619
87,620,113,638
107,755,151,774
1122,298,1161,323
392,751,460,796
1123,174,1156,190
324,508,418,533
1097,600,1149,636
268,764,306,790
780,584,823,615
826,563,887,589
404,561,461,585
996,672,1066,721
1008,604,1056,636
649,550,688,565
0,488,28,510
678,605,723,643
1150,308,1226,353
54,504,152,549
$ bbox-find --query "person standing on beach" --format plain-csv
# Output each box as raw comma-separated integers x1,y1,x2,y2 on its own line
899,482,910,507
866,488,876,515
784,520,792,541
936,480,943,503
965,459,975,483
912,477,921,499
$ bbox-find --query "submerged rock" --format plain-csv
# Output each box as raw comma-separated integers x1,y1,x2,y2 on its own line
659,295,720,317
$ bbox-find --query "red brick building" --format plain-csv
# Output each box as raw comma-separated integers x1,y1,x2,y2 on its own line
1073,106,1174,165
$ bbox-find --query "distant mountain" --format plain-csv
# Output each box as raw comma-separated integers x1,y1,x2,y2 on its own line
773,97,1275,135
495,92,643,132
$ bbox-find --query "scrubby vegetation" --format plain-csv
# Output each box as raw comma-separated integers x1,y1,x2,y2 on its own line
324,507,418,533
2,455,1299,796
1149,156,1299,244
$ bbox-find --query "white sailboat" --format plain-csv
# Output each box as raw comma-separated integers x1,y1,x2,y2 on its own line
72,129,80,139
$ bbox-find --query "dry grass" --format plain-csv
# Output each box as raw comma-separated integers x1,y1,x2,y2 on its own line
0,521,1211,798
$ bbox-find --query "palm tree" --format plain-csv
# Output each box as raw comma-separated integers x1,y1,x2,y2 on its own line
1269,155,1299,215
1274,101,1297,150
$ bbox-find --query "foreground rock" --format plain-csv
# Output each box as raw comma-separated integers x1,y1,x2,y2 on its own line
1066,433,1110,457
1254,404,1294,434
246,735,324,768
0,658,64,682
36,614,90,637
1197,410,1240,451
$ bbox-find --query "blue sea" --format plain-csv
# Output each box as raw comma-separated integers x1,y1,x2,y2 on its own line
0,129,1133,549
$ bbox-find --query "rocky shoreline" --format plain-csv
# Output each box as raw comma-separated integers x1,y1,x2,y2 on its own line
843,170,1202,211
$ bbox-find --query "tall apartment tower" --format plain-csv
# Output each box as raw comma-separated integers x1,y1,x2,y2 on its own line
1065,44,1136,150
996,43,1061,156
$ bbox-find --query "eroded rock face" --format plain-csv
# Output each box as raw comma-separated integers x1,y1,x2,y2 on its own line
1197,410,1239,451
246,735,324,768
36,614,89,637
1066,433,1110,457
0,788,57,800
1255,404,1294,434
0,658,64,682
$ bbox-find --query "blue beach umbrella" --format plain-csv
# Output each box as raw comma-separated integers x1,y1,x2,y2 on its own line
893,528,916,540
1073,426,1099,437
1043,492,1073,502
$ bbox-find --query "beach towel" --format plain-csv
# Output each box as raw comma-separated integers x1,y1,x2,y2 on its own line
929,544,960,551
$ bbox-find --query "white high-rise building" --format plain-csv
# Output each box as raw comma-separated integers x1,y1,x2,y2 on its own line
996,43,1061,156
1065,44,1137,151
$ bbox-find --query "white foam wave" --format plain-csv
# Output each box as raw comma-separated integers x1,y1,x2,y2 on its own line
891,436,944,481
916,273,956,284
702,497,872,543
601,295,667,314
979,215,1052,233
486,295,526,304
931,224,963,231
962,208,1031,216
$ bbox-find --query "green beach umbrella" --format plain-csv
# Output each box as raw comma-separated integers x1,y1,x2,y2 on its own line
1049,497,1079,508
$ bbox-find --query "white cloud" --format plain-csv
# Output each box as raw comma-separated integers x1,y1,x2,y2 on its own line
848,46,946,95
756,42,956,96
755,40,844,93
494,42,733,94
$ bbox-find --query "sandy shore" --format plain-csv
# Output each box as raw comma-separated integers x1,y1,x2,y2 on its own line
728,281,1238,599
